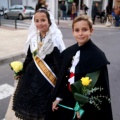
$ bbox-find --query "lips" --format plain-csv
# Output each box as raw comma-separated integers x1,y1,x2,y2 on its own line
78,37,85,40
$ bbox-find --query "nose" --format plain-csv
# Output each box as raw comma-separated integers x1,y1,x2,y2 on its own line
78,30,83,36
37,21,43,27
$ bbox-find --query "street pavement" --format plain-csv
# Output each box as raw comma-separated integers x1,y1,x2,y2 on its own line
0,19,120,65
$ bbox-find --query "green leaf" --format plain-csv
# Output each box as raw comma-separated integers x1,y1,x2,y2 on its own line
74,93,89,104
71,80,83,94
86,70,100,89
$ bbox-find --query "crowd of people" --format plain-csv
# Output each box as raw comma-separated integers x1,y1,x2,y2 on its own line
5,0,113,120
59,1,89,20
92,3,120,26
59,1,120,27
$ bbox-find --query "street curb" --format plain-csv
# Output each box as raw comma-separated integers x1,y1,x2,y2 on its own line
0,53,25,66
58,25,120,30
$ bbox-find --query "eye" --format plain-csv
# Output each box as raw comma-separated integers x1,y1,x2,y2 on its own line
74,28,79,32
82,28,88,31
41,19,46,22
34,19,39,23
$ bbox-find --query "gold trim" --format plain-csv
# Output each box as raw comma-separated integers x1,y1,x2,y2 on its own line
34,56,56,86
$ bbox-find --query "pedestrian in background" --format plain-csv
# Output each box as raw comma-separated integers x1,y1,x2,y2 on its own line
111,6,120,27
60,1,67,20
82,4,89,15
71,2,77,20
35,0,46,11
106,4,111,16
92,3,99,24
45,15,113,120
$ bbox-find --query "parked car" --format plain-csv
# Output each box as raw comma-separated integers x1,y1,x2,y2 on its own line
0,7,4,16
4,5,35,20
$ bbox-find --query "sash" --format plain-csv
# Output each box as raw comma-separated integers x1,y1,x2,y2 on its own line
33,55,56,87
31,32,56,87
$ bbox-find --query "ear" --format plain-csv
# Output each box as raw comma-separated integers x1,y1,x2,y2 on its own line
90,28,93,35
72,29,75,37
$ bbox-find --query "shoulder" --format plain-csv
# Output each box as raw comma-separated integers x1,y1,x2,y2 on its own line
86,40,109,62
60,43,78,61
62,44,78,54
90,41,107,60
80,40,110,72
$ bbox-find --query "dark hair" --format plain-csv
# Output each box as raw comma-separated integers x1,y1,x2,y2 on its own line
35,0,46,12
35,9,52,26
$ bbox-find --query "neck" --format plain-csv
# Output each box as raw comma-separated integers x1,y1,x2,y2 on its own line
40,28,49,38
40,32,46,38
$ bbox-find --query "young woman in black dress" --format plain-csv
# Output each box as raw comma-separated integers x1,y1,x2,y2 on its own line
12,9,65,120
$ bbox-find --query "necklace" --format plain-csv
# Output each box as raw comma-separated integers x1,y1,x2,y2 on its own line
38,34,45,49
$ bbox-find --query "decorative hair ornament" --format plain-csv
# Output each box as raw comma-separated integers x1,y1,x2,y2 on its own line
38,7,47,11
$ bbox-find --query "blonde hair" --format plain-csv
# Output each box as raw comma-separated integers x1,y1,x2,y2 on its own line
72,15,93,30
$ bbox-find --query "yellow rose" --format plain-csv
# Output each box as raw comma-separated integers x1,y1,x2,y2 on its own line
10,61,23,73
81,77,92,86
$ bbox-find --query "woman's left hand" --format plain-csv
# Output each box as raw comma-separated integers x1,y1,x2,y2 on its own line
13,75,22,80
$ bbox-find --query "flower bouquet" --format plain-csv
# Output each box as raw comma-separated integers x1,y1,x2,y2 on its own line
10,61,23,87
70,70,111,118
58,70,111,119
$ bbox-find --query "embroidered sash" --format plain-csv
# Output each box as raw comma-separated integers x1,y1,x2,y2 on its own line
33,55,56,87
30,32,56,87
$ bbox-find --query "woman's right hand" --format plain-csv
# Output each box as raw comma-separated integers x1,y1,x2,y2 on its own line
52,100,60,112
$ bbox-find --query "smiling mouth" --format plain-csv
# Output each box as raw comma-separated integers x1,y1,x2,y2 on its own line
78,38,85,40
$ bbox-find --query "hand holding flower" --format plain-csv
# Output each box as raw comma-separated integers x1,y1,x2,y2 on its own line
13,74,22,80
10,61,23,80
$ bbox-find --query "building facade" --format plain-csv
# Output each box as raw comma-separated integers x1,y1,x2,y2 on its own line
0,0,119,19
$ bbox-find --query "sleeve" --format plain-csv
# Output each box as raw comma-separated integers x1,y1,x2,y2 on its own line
23,46,33,72
54,75,69,100
97,65,111,98
52,47,61,76
92,65,113,120
52,51,69,100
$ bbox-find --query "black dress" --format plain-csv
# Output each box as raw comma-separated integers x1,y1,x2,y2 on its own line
13,46,60,120
45,40,113,120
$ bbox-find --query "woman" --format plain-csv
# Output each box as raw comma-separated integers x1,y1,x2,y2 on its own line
45,15,113,120
71,2,77,20
12,8,65,120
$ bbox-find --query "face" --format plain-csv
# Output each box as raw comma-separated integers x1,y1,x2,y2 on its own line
96,3,98,7
72,20,93,46
34,12,50,33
